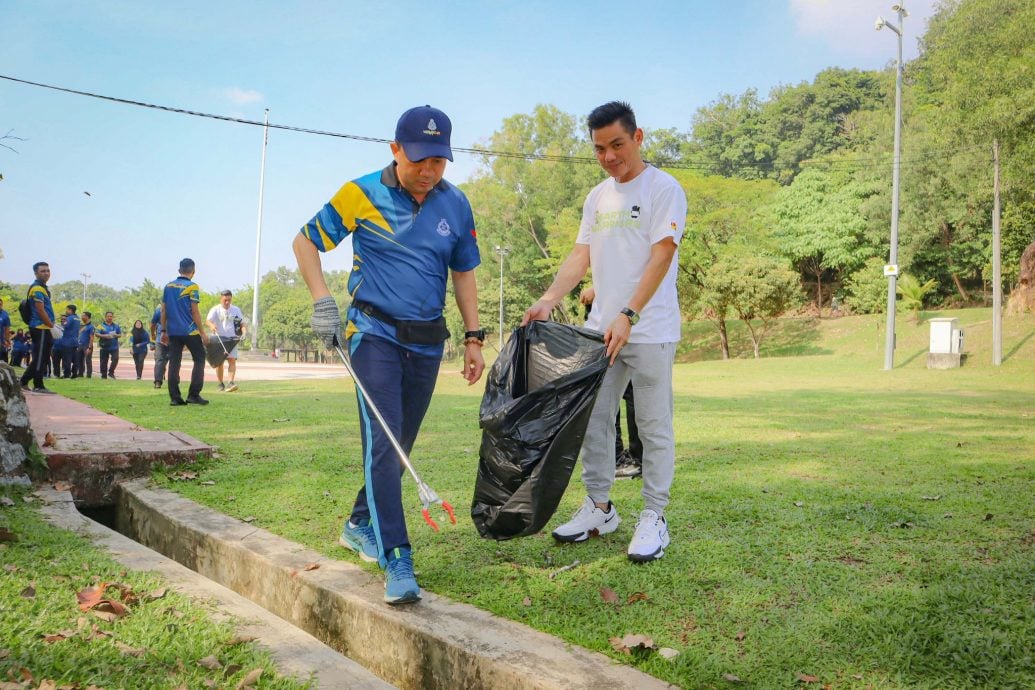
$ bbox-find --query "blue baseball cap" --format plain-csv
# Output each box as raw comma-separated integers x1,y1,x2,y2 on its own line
394,105,453,161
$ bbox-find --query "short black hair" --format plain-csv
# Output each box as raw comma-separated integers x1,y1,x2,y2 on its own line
83,311,92,318
66,304,77,314
220,289,232,297
32,261,49,274
179,258,195,273
105,311,114,317
587,101,637,136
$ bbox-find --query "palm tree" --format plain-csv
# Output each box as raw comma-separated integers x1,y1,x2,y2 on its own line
896,273,939,324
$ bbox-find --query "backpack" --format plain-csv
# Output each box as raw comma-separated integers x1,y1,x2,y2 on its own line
18,293,32,324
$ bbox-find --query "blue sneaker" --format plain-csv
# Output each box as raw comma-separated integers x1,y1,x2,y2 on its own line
383,547,421,605
338,518,379,564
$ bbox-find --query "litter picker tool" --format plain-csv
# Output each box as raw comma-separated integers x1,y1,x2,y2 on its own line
332,342,456,531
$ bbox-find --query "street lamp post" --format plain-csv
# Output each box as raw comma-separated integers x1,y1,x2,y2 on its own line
250,108,270,351
876,3,907,371
494,245,511,349
80,272,90,312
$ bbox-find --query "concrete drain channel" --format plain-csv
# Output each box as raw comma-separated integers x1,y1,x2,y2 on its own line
40,479,672,690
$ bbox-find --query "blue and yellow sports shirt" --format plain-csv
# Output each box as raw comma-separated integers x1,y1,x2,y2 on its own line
78,322,95,348
27,280,54,329
299,163,480,355
96,321,122,351
60,314,80,347
163,276,201,337
150,306,164,341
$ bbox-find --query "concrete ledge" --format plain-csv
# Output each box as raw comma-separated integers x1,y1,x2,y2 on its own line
36,487,394,690
117,479,673,690
44,430,212,506
926,352,963,369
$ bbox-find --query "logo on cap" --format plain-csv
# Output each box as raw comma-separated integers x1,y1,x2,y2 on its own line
424,118,440,136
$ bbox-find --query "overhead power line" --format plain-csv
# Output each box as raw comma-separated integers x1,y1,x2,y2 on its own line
1,73,989,174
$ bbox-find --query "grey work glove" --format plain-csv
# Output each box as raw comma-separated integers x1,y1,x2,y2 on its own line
311,296,343,349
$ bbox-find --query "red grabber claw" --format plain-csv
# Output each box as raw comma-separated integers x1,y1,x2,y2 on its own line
441,501,457,525
422,509,441,532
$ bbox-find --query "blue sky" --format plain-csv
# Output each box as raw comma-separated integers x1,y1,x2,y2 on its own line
1,0,936,294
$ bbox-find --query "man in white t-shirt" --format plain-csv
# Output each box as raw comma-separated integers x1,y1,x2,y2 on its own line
205,289,246,392
522,100,687,562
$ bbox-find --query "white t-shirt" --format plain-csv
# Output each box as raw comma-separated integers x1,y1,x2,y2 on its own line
207,304,245,338
576,165,687,344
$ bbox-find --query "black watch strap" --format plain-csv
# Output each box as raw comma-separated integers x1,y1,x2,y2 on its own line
464,329,486,342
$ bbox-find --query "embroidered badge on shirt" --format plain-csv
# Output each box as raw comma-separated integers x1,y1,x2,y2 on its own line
437,219,451,236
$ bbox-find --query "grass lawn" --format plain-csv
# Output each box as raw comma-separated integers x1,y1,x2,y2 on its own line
0,490,312,689
32,309,1035,689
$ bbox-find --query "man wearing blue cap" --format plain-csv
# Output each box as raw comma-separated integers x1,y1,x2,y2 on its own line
293,105,485,605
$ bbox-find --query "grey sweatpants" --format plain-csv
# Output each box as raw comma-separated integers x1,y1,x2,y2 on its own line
581,342,677,515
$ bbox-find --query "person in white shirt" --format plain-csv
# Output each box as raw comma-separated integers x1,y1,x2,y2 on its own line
205,289,246,392
522,101,687,562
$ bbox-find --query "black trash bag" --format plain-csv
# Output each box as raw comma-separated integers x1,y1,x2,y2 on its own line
471,320,608,540
205,336,240,368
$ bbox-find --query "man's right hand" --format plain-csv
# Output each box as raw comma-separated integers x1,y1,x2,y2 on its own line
520,300,555,326
311,296,343,349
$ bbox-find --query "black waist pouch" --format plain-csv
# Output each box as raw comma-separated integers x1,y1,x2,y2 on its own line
395,317,450,345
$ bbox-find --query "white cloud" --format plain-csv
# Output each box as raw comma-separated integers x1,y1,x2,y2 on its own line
789,0,940,61
221,86,264,105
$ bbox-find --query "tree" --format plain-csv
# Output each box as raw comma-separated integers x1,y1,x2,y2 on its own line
703,254,802,358
676,170,779,359
896,273,938,324
770,166,874,309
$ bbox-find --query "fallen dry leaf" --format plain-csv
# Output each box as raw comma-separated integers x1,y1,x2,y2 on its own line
0,682,21,690
658,647,680,659
921,495,941,501
0,496,15,507
0,528,18,542
200,480,216,486
53,481,73,492
3,564,17,573
41,631,74,643
0,649,8,659
522,596,532,607
734,630,747,641
43,432,57,448
36,680,57,690
599,587,620,604
303,562,320,571
723,673,743,683
197,655,222,670
626,592,649,604
115,641,145,657
609,633,655,655
236,668,263,689
242,516,257,523
20,583,36,599
796,672,820,683
226,634,257,646
145,587,168,601
223,664,243,679
984,513,994,521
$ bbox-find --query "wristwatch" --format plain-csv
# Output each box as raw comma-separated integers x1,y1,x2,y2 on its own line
619,307,640,325
464,329,486,345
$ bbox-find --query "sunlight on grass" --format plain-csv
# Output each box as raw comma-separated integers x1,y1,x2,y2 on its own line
43,309,1035,689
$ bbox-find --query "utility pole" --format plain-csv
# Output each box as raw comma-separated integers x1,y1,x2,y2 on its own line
992,138,1002,366
250,109,270,351
495,245,511,349
80,273,90,312
875,3,907,370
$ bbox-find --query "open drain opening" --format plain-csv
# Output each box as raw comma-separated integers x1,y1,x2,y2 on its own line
67,480,664,690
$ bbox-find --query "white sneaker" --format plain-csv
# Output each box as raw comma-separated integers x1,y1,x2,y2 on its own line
552,496,621,543
627,509,669,562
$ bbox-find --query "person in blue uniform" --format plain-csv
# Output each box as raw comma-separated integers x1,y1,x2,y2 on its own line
293,105,485,605
58,305,81,378
160,258,210,405
130,319,151,379
149,305,168,389
77,312,95,378
96,311,122,379
0,297,10,364
20,261,56,394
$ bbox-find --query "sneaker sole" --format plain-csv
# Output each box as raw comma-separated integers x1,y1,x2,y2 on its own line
628,534,671,563
552,516,621,543
225,385,239,392
337,536,378,563
384,590,421,605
